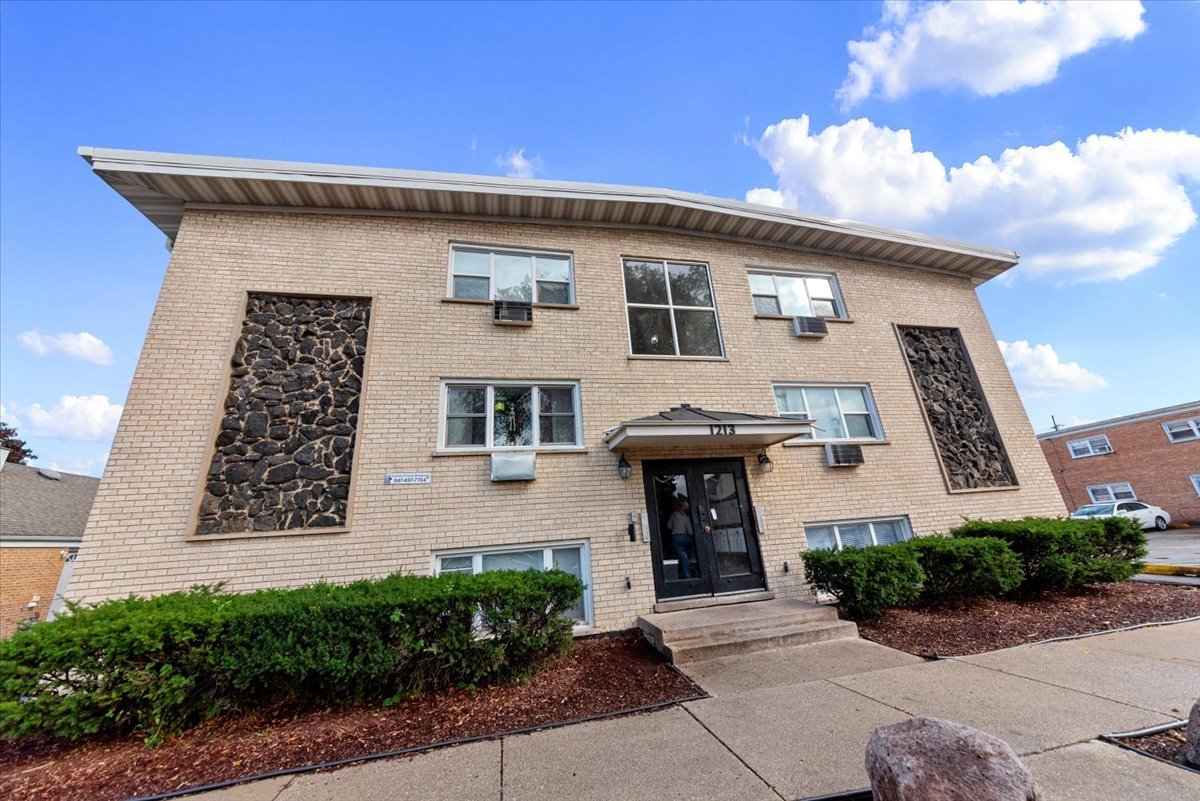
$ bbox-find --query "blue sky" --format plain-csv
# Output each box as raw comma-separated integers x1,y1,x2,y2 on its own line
1,0,1198,476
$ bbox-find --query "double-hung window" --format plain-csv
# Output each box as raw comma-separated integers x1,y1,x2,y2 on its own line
435,541,591,625
1087,482,1136,503
749,271,845,318
1163,417,1200,443
773,384,883,441
442,381,581,450
623,259,723,357
1067,434,1113,458
449,245,574,304
806,517,912,551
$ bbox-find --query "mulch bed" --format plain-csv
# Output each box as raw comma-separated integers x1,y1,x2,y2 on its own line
0,631,701,801
855,581,1200,657
1115,724,1197,770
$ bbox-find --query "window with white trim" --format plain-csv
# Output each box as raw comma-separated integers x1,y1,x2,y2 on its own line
1087,482,1136,503
449,245,574,304
623,259,723,357
1163,417,1200,443
1190,474,1200,497
748,271,846,318
773,384,883,441
805,516,912,551
434,541,591,625
441,381,581,450
1067,434,1113,458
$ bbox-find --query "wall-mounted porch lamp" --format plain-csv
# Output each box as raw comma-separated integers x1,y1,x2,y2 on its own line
617,454,633,480
757,449,774,473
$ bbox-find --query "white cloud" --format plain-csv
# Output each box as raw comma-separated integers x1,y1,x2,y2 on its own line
20,395,123,442
47,451,110,478
997,340,1107,395
18,330,114,365
496,148,544,179
1066,415,1096,426
746,115,1200,282
838,0,1146,109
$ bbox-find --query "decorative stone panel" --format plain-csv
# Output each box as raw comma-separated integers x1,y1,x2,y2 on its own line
196,294,370,535
898,325,1017,491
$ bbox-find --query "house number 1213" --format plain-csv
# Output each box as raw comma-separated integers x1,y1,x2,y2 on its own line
709,424,737,436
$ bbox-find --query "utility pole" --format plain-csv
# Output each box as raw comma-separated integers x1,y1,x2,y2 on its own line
1050,415,1063,432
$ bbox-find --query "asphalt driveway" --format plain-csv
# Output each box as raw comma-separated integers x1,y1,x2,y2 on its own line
1145,527,1200,566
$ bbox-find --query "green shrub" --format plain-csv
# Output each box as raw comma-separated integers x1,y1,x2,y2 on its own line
951,516,1145,594
803,544,924,619
905,536,1024,601
0,570,583,744
1082,516,1147,584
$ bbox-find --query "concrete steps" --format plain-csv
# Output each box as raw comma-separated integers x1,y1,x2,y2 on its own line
637,598,859,664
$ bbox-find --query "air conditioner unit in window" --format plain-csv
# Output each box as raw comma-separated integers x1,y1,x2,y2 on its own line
825,443,864,467
493,300,534,326
791,316,828,338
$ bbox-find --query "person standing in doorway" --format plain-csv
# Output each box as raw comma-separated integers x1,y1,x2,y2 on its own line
668,496,695,579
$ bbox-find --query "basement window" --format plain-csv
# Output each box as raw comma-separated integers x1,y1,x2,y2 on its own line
434,541,591,626
805,516,912,551
1086,482,1136,503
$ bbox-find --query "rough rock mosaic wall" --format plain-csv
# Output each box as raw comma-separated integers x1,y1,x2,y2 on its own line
899,326,1017,490
197,294,370,535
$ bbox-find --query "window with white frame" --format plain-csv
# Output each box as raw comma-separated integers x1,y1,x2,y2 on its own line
773,384,883,441
1087,482,1136,503
748,271,846,319
441,381,581,450
1163,417,1200,443
449,245,574,304
805,517,912,551
623,259,723,357
1191,474,1200,497
435,542,591,625
1067,434,1113,458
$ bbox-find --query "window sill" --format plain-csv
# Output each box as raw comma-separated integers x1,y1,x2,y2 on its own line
188,527,350,543
627,354,730,362
1069,451,1113,459
432,447,589,457
783,439,890,447
441,297,580,311
755,314,853,323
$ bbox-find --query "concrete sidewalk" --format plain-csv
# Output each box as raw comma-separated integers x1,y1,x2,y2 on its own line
197,623,1200,801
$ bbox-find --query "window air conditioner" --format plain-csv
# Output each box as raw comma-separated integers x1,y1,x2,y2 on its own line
791,316,828,338
825,443,865,467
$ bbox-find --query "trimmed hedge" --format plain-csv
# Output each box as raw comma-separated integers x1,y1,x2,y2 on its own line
0,570,583,744
802,544,924,619
952,516,1147,593
905,536,1024,601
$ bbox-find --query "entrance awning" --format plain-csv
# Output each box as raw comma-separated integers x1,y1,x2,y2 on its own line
604,404,812,450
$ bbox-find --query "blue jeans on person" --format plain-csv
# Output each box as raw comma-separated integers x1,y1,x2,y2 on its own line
674,534,694,579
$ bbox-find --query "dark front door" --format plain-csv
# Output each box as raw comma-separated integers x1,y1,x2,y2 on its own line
643,458,766,600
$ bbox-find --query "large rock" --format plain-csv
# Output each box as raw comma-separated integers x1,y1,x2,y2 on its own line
867,717,1042,801
1187,698,1200,766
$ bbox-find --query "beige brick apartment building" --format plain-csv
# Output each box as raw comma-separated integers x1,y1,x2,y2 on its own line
67,148,1065,632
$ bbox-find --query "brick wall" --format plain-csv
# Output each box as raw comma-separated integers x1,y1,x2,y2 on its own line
67,209,1066,631
1040,413,1200,524
0,547,67,638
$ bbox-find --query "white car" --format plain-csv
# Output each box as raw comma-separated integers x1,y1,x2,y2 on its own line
1070,501,1171,530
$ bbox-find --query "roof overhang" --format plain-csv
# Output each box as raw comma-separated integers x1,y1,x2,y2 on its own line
78,147,1020,283
604,406,812,450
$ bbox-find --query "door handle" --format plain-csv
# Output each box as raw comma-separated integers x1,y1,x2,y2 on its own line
703,524,712,533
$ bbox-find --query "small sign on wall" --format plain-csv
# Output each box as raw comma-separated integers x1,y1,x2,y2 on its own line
385,472,432,485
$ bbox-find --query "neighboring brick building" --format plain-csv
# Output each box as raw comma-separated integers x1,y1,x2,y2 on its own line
1038,401,1200,525
0,452,99,637
66,148,1066,632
